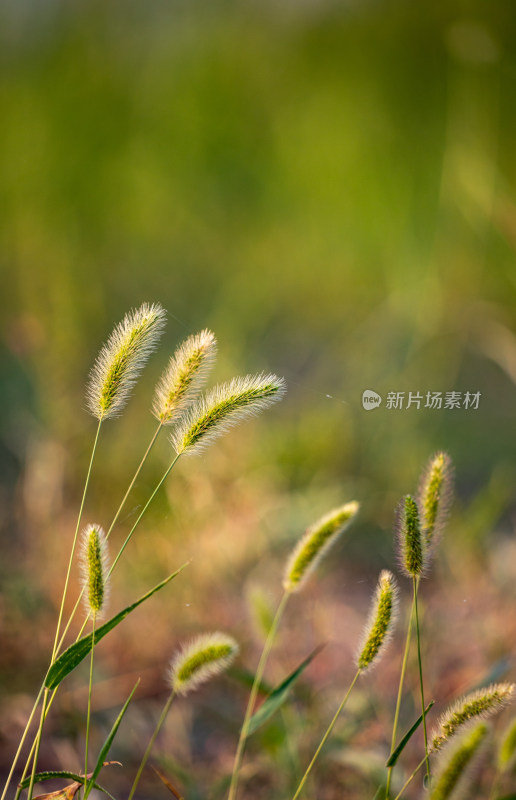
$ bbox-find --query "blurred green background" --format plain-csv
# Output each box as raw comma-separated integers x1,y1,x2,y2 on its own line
1,0,516,797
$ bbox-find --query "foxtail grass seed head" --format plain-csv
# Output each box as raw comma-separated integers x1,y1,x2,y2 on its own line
396,494,425,579
80,524,109,618
87,302,166,420
152,329,217,424
418,451,453,549
170,632,239,696
283,501,360,593
429,722,489,800
171,373,286,455
356,570,398,671
431,683,515,752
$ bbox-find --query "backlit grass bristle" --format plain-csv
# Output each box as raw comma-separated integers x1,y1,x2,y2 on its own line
170,632,239,695
152,329,217,424
171,373,286,455
356,570,398,671
87,302,166,420
429,722,489,800
283,501,359,593
432,683,515,751
396,494,425,579
80,524,109,617
418,451,453,549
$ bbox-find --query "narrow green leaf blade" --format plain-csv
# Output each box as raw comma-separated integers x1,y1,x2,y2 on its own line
386,700,435,767
19,772,115,800
247,646,323,737
45,564,188,690
88,680,140,790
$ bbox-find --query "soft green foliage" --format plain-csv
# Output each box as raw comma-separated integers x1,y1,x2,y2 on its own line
152,329,217,424
357,570,398,671
87,303,166,420
432,684,515,751
397,495,425,578
418,451,453,549
429,722,489,800
498,716,516,770
283,501,359,593
170,633,239,695
172,374,286,454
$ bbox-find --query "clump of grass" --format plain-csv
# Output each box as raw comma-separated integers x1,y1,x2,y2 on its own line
283,501,359,593
152,329,217,424
429,722,489,800
87,302,166,421
432,684,515,751
172,373,286,455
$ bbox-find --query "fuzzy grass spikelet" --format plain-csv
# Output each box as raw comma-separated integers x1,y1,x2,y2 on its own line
80,525,109,617
356,570,398,671
432,683,515,751
170,633,239,695
283,501,359,593
152,329,217,424
418,451,453,549
171,373,285,455
429,722,489,800
87,302,166,420
396,494,425,578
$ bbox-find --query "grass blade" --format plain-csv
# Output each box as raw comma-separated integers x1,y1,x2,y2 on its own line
386,700,435,767
247,646,323,736
18,772,116,800
86,680,140,794
45,564,188,690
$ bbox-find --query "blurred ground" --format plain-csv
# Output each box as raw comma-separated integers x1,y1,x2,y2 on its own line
1,0,516,797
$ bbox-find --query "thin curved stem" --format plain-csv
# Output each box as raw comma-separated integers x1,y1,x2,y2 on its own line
0,684,44,800
413,577,430,785
228,591,290,800
291,669,362,800
385,593,416,798
26,689,49,800
51,420,102,663
392,755,427,800
84,617,96,786
127,690,176,800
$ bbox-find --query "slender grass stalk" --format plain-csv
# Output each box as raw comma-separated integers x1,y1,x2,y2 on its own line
128,690,177,800
55,420,164,656
26,688,50,800
0,684,44,800
385,595,415,799
291,669,362,800
413,577,430,786
228,592,290,800
392,754,427,800
51,418,102,663
84,620,96,785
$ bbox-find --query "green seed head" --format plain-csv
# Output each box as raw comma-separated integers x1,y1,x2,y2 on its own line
80,524,109,617
170,632,239,695
396,495,425,579
430,722,489,800
152,329,217,424
418,451,453,550
171,373,286,455
357,570,398,671
432,683,515,752
87,302,166,420
283,501,359,593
